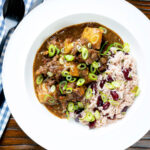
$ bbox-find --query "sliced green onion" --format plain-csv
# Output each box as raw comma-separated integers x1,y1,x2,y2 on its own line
92,61,100,69
76,45,82,52
83,112,95,122
122,112,126,115
74,105,79,111
90,65,96,73
50,85,56,93
81,47,88,60
94,110,101,120
61,48,65,53
48,99,55,104
113,42,123,48
66,75,72,81
64,55,75,61
88,73,98,81
77,102,84,109
47,72,53,77
48,44,56,57
85,103,90,109
66,87,72,94
59,81,67,94
131,86,140,97
67,102,75,112
69,77,76,83
100,41,108,52
85,88,93,99
99,26,107,34
101,42,124,55
113,42,130,53
88,43,92,48
44,94,52,101
66,111,70,120
105,83,114,90
101,43,114,56
56,47,60,54
122,43,130,53
77,63,87,70
108,99,119,106
112,81,121,88
105,81,121,89
62,71,70,77
44,94,55,104
77,78,85,86
101,93,108,103
36,75,43,85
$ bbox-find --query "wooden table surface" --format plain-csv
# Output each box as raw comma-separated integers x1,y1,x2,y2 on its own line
0,0,150,149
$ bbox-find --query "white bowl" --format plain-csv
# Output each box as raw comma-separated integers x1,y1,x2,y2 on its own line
2,0,150,150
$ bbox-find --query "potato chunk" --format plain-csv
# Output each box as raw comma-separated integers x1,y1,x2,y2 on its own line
66,62,79,77
64,38,74,53
37,83,49,104
81,27,103,49
37,83,57,105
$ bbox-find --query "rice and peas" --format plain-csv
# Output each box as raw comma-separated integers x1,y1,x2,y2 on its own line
67,43,140,129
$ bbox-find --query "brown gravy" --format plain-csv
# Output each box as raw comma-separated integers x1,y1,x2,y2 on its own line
33,22,123,118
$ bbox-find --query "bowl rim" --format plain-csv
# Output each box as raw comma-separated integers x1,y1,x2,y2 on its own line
2,0,150,150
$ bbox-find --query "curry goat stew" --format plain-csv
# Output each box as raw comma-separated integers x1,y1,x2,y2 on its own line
33,22,123,118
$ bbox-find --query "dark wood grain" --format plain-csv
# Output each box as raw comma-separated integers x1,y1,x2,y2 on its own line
0,1,150,150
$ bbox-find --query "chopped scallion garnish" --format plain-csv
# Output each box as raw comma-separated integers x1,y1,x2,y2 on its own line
101,43,114,56
77,63,87,70
59,81,67,94
77,78,85,86
122,43,130,53
85,88,93,99
99,26,107,34
108,99,119,106
36,75,43,85
62,71,70,77
48,44,56,57
82,112,95,122
77,102,84,108
101,93,108,103
81,47,88,60
66,87,72,93
56,47,60,54
88,73,98,81
105,81,121,89
76,45,82,52
94,110,101,120
69,77,76,83
64,55,75,61
47,72,53,77
92,61,100,69
67,102,75,112
100,41,108,53
66,75,72,82
88,43,92,48
131,86,140,97
90,65,96,73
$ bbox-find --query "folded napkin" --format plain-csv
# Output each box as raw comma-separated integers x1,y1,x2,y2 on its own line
0,0,34,138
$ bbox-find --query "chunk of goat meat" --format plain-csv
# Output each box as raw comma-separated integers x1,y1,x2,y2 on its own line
36,60,64,76
77,49,99,65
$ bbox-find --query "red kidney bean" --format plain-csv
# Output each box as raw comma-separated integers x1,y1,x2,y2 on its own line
97,95,103,107
122,68,132,81
89,120,96,129
100,80,106,88
110,91,119,100
103,102,110,110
